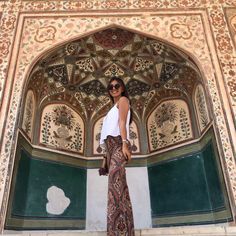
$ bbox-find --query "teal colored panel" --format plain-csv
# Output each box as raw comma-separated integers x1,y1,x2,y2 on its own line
148,154,211,217
11,149,31,216
12,149,86,219
203,142,225,210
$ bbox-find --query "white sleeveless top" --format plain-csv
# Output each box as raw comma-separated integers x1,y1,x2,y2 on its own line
100,103,130,145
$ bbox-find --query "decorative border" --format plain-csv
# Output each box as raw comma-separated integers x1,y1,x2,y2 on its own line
0,1,235,232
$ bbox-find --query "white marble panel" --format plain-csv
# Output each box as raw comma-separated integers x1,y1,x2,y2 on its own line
86,169,108,231
126,167,152,229
86,167,152,231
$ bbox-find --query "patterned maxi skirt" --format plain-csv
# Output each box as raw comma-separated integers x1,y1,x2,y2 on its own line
105,135,135,236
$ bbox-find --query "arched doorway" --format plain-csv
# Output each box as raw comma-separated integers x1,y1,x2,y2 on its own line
5,27,232,230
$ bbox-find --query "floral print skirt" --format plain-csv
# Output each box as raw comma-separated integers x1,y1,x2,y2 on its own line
105,135,135,236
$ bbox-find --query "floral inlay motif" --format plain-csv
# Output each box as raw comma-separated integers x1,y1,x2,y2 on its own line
22,90,35,140
93,28,134,49
35,26,56,43
148,100,193,151
195,84,210,132
154,102,178,127
40,104,84,152
0,40,11,57
170,23,192,39
1,16,16,31
51,105,75,130
228,80,236,100
216,34,233,53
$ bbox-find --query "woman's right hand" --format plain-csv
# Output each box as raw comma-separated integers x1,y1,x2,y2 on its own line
122,143,131,162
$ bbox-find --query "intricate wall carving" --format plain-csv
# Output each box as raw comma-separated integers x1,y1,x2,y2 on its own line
147,99,193,151
26,28,200,124
22,90,35,140
129,121,140,154
194,84,210,133
24,27,201,160
40,104,84,153
93,116,104,155
225,8,236,49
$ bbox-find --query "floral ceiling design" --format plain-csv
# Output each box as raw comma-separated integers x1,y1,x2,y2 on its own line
27,27,202,125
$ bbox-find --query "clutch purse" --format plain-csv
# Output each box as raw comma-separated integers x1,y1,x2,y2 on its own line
98,155,108,176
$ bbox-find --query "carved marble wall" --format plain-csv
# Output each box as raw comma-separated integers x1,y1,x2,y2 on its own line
22,90,35,140
39,104,84,153
0,0,236,231
194,84,210,133
23,27,202,157
147,99,193,151
225,8,236,48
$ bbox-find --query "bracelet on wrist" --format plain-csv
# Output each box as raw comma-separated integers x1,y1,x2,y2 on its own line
122,139,129,144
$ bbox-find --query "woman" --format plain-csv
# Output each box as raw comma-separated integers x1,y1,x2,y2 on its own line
99,77,135,236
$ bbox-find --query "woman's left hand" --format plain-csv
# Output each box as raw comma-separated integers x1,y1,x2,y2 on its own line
122,143,131,162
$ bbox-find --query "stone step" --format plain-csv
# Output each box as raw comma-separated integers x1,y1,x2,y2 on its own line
3,225,236,236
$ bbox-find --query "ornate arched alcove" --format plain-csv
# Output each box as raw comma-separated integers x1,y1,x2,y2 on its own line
20,27,209,155
5,27,232,230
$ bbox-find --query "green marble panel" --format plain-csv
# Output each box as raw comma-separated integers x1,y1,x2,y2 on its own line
148,139,232,226
6,127,232,229
148,154,210,216
13,149,86,218
202,142,225,210
7,148,86,229
11,149,31,216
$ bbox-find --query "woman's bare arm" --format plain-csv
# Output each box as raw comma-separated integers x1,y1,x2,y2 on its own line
118,96,131,162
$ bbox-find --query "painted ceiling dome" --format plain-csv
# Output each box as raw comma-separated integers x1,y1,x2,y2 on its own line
27,27,202,123
22,27,211,156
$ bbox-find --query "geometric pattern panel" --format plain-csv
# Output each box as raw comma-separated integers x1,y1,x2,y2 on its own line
194,84,210,133
27,27,200,125
22,90,35,140
93,116,140,155
24,27,203,158
39,104,84,153
147,99,193,151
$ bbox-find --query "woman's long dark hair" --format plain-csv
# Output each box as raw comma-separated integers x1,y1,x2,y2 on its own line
107,76,133,124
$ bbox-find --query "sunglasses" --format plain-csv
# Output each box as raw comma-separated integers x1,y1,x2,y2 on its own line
108,83,121,91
